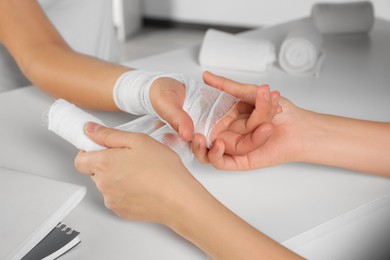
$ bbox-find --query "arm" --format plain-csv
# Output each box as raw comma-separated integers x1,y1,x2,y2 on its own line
0,0,195,140
298,110,390,177
194,72,390,177
75,123,302,259
0,0,127,110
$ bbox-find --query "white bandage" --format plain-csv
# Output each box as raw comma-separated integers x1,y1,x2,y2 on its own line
48,99,194,166
311,1,374,35
48,99,106,151
199,29,276,72
112,70,239,146
113,70,184,116
182,78,239,147
279,23,324,76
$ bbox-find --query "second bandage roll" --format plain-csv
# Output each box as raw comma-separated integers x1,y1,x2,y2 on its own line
278,23,323,76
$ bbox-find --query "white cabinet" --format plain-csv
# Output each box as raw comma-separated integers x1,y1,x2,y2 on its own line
113,0,141,42
143,0,390,27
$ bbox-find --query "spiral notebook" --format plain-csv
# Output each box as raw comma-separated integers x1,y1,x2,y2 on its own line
0,167,86,260
22,222,81,260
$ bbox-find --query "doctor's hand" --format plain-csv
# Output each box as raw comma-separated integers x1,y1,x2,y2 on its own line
206,83,282,156
74,122,302,259
74,122,201,223
192,71,305,171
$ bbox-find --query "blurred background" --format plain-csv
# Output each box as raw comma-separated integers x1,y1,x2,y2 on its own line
113,0,390,61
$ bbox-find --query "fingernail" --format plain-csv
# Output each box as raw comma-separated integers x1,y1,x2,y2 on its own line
85,122,102,134
193,138,200,149
264,87,270,101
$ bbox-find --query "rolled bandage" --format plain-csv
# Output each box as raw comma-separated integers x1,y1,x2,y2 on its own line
113,70,184,116
48,99,106,151
48,99,194,166
199,29,276,72
311,1,374,34
278,23,323,76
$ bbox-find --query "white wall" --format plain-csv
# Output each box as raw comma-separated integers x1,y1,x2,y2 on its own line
143,0,390,27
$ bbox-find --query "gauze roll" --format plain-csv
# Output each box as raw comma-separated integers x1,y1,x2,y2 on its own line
311,1,374,34
48,99,194,166
48,99,106,151
199,29,276,72
278,23,323,76
113,70,184,116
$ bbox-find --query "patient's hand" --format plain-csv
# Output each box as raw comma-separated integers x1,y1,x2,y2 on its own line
206,84,281,156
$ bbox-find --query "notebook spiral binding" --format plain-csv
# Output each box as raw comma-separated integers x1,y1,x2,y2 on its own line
56,223,74,235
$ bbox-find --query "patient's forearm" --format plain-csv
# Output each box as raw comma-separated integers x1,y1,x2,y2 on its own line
0,0,130,110
299,110,390,177
23,45,129,110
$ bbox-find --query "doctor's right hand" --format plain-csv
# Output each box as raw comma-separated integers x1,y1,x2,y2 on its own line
192,71,309,171
74,122,204,223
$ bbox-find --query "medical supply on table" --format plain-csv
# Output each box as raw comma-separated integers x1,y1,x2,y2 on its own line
278,23,324,76
199,29,276,72
311,1,374,34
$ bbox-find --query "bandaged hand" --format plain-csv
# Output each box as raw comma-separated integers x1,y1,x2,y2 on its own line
113,70,281,157
113,70,194,141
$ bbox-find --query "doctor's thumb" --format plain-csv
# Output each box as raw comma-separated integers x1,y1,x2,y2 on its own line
84,122,130,149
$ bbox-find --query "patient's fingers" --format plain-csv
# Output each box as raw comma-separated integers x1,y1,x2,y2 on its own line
151,78,194,142
203,71,258,105
154,97,194,142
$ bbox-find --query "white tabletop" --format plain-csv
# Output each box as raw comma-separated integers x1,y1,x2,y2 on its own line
1,18,390,259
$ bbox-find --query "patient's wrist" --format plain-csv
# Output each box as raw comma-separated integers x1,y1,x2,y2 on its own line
112,69,184,116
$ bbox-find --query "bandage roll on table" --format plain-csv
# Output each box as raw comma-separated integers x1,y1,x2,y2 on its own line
278,23,323,76
311,1,374,34
199,29,276,72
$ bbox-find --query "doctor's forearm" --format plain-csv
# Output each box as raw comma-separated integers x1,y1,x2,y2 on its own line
297,110,390,177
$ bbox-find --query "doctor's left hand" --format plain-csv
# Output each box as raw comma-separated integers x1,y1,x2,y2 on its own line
74,122,200,223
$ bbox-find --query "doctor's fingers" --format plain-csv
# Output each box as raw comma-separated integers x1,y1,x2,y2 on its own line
191,134,210,164
84,122,148,149
74,150,104,176
220,123,274,156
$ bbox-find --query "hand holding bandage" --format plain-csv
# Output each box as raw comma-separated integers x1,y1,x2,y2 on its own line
112,70,282,155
